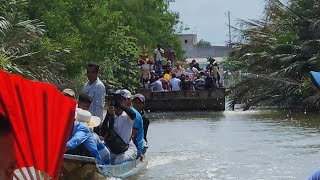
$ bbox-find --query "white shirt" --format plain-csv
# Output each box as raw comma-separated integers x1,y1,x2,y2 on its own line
82,77,105,122
154,48,164,61
186,67,199,74
113,111,134,144
141,64,151,70
169,78,181,91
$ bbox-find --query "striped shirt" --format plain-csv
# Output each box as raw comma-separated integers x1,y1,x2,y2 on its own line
82,78,105,122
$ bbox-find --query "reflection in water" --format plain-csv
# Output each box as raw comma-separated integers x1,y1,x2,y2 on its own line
136,110,320,180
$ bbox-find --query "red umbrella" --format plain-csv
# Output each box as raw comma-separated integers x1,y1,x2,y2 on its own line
0,69,76,179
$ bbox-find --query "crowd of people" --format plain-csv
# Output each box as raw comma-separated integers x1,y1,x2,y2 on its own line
138,44,224,92
63,63,149,165
59,43,225,166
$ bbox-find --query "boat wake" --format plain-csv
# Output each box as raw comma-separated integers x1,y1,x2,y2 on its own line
147,152,202,169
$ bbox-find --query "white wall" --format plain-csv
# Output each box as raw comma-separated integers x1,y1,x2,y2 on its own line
183,44,230,58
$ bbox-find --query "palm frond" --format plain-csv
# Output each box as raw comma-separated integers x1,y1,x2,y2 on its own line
229,74,303,110
16,19,45,35
0,16,12,35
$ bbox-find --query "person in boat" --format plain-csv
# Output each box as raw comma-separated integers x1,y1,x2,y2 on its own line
0,114,16,179
172,63,185,77
82,62,106,125
132,94,149,144
159,74,171,91
149,70,158,85
78,93,93,111
191,59,201,71
180,74,193,91
138,52,153,88
194,72,206,90
206,59,221,87
186,62,199,78
162,60,172,73
154,43,165,75
212,62,221,87
150,77,164,92
66,109,104,164
165,45,176,69
103,89,137,164
169,73,181,91
62,88,76,99
204,74,216,90
130,94,145,160
75,93,111,164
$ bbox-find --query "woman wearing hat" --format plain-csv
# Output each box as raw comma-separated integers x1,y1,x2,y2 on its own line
66,109,106,164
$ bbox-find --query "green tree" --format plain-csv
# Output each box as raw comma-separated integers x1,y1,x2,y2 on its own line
25,0,183,91
0,0,184,92
0,1,68,85
197,39,211,47
228,0,320,111
107,0,184,59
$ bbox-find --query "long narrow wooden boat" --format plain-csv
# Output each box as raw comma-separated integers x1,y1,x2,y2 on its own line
137,88,226,111
60,154,148,179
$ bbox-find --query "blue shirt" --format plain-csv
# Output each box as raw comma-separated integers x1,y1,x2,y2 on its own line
67,121,103,164
307,169,320,180
151,80,164,91
131,107,144,155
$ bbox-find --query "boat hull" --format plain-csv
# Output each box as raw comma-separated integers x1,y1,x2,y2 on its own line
137,88,226,111
60,154,147,179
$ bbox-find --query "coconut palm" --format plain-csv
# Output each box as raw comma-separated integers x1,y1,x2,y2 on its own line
0,14,75,88
0,15,40,75
228,0,320,110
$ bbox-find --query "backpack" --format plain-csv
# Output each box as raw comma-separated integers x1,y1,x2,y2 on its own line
103,115,129,155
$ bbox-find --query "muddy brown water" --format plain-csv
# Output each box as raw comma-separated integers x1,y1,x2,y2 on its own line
134,110,320,180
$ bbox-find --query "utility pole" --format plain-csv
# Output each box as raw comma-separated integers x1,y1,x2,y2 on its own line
228,11,232,49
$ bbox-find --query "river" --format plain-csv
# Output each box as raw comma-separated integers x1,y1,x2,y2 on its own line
135,110,320,180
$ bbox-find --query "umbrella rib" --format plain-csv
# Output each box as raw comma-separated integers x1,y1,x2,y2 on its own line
43,92,49,180
15,85,36,180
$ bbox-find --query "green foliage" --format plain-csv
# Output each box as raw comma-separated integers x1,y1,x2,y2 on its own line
220,57,246,71
197,39,211,47
228,0,320,111
106,0,184,59
0,0,183,92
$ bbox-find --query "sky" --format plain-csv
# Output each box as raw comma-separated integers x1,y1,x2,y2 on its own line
169,0,267,46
